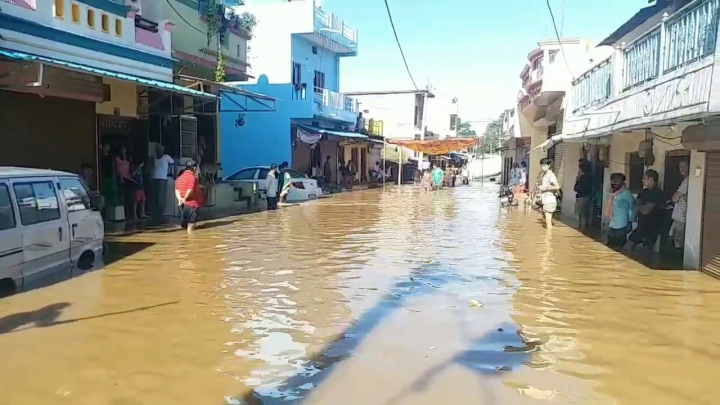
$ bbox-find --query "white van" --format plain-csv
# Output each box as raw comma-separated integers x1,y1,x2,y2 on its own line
0,167,104,295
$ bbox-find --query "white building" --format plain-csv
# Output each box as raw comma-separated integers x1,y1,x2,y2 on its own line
563,0,720,275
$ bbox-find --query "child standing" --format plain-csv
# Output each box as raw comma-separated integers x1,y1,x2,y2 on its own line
421,169,432,192
131,161,149,220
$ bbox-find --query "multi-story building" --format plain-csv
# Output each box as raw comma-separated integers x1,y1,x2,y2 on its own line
565,0,720,275
0,0,214,194
514,38,601,190
219,0,363,184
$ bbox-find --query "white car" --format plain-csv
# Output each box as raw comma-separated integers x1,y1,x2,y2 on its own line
223,166,322,202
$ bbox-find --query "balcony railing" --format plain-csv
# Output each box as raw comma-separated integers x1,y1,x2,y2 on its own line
314,8,357,44
572,0,720,112
573,56,613,111
313,87,358,114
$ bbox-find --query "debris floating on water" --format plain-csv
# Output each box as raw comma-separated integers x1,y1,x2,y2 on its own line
469,300,484,308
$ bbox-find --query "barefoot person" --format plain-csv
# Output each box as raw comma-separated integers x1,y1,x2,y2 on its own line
175,160,203,234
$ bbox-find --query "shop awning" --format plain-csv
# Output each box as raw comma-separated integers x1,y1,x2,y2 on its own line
297,124,368,140
528,134,564,154
177,74,277,112
0,49,215,99
386,137,479,155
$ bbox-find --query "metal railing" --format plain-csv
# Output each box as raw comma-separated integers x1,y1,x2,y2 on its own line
313,87,358,113
572,0,720,111
314,8,357,44
572,56,613,112
623,29,661,90
664,0,720,72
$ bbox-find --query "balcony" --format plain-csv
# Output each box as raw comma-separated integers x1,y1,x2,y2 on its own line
311,7,358,56
570,0,720,137
313,87,358,123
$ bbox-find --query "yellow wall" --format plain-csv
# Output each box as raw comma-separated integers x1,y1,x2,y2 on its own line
95,79,137,117
343,143,372,182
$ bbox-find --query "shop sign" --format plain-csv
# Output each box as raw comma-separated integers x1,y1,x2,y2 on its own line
569,64,712,137
0,61,103,102
98,115,133,134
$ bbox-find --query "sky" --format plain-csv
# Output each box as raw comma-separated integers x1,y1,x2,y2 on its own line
324,0,649,130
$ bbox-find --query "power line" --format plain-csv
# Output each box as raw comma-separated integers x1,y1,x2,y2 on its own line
545,0,574,80
382,0,418,90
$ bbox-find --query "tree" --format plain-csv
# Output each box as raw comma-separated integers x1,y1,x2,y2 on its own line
478,110,507,155
457,120,477,137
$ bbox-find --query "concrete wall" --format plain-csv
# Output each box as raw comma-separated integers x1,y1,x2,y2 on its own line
560,142,582,215
96,79,138,117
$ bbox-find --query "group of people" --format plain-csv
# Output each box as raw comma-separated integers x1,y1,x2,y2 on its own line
604,161,688,251
264,162,292,210
418,164,468,191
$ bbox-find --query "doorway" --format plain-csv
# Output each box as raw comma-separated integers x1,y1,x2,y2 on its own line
662,150,690,259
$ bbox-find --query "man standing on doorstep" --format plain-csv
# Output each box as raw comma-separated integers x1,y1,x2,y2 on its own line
175,161,203,234
604,173,636,249
152,145,175,218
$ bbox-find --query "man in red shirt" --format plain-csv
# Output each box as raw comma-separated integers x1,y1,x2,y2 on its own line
175,160,203,234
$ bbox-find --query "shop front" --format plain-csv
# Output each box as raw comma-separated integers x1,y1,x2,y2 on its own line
0,53,101,182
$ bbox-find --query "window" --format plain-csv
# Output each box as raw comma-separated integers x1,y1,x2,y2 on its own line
0,184,16,231
449,114,458,131
313,70,325,92
627,152,645,193
59,178,91,212
87,9,95,28
549,50,558,64
228,169,257,181
258,169,270,180
13,182,61,226
71,3,80,23
101,14,109,32
292,62,302,85
286,169,308,179
54,0,64,18
115,18,122,36
237,44,241,58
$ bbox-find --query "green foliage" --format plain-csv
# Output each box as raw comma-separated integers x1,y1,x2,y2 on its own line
457,120,476,137
214,46,226,82
479,110,508,154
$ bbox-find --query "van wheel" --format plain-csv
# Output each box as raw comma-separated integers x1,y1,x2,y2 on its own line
0,278,17,298
77,251,95,272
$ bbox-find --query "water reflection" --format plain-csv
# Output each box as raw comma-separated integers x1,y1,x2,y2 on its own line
0,186,718,404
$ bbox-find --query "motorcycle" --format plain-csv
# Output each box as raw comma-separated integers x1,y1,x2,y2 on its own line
498,185,515,207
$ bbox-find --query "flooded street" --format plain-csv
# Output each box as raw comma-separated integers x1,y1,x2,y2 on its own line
1,185,719,404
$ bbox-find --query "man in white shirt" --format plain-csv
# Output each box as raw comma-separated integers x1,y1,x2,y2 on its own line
265,164,279,210
670,161,689,249
151,145,174,217
537,158,559,229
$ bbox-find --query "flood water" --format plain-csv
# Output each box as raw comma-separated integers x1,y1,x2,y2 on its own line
1,185,719,404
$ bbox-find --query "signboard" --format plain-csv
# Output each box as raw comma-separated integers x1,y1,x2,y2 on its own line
0,60,103,102
568,63,713,139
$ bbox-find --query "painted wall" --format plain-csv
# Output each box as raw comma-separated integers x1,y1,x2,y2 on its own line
220,77,294,175
141,0,249,77
2,0,173,80
355,94,417,139
560,142,582,215
235,1,314,82
95,79,138,117
292,36,340,92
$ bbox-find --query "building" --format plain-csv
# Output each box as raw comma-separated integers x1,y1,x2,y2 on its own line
563,0,720,275
218,0,364,185
514,38,602,192
0,0,215,199
498,106,526,185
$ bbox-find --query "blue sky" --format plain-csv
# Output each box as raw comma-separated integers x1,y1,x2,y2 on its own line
324,0,648,128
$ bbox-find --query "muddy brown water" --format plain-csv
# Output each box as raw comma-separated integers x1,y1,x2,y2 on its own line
1,186,719,404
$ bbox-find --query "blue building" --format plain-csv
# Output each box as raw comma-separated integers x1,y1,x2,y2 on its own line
221,0,368,183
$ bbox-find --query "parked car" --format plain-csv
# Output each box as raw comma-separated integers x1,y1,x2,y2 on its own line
223,166,322,202
0,167,105,296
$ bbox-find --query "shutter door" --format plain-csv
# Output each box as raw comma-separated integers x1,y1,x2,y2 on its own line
554,142,565,186
701,152,720,278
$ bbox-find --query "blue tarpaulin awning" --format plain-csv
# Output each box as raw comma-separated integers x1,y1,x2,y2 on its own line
0,48,216,99
297,124,368,140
